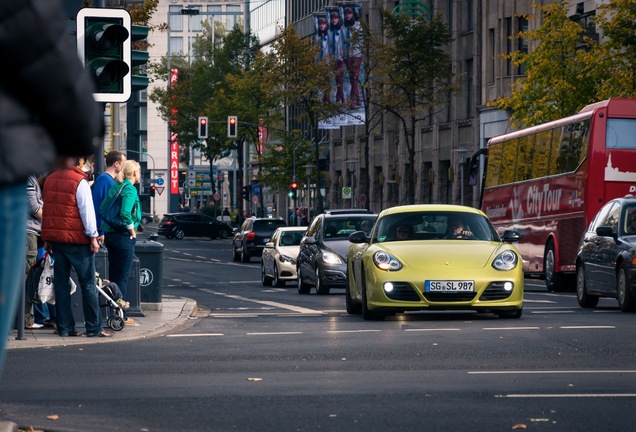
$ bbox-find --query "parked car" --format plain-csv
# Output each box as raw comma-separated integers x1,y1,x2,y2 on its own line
575,196,636,311
158,213,233,240
297,209,377,295
141,213,154,225
261,227,307,287
233,217,287,262
346,204,524,320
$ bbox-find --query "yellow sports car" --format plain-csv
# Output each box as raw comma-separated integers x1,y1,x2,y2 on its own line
346,205,523,320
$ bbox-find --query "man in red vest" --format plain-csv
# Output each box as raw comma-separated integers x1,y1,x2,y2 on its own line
42,156,113,338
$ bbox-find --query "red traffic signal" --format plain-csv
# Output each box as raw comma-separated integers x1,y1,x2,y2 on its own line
227,115,237,138
290,181,298,190
198,116,208,139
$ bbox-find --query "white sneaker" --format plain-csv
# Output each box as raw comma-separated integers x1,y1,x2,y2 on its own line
26,323,44,329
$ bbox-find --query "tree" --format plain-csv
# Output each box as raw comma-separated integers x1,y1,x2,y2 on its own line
490,2,599,127
262,25,342,214
373,10,458,204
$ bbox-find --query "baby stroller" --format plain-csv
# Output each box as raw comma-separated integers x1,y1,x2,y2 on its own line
96,279,127,331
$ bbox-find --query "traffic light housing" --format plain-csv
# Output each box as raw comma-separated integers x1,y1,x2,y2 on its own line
130,24,149,93
241,186,250,200
150,185,156,197
77,8,131,102
198,116,208,139
227,116,238,138
290,181,298,199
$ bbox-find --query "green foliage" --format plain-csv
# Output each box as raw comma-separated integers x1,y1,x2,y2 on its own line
257,134,313,192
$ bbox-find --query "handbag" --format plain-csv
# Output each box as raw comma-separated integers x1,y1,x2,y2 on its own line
37,254,77,305
100,183,128,232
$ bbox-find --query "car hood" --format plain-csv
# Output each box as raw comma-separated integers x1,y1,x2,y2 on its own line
380,241,505,269
323,240,352,259
278,245,300,259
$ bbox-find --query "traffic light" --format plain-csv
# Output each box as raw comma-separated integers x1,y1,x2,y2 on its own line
130,24,149,93
198,116,208,139
227,116,238,138
150,185,156,197
77,8,131,102
241,186,250,200
290,181,298,199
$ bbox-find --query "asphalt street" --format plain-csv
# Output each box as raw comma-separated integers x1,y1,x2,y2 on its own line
1,227,635,432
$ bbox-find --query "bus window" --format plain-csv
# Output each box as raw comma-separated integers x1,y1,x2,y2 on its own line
500,138,518,185
485,142,503,187
606,118,636,149
532,129,553,178
556,120,590,173
515,135,533,181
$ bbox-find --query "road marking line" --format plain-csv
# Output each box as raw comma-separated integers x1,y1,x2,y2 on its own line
482,327,540,330
327,330,382,334
196,255,206,259
559,325,615,329
496,394,636,398
404,328,461,332
166,333,224,337
469,370,636,375
247,332,303,335
202,289,323,314
523,299,557,303
529,311,575,314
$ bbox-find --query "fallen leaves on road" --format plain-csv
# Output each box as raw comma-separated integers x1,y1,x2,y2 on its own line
511,424,527,430
47,415,59,421
247,377,263,381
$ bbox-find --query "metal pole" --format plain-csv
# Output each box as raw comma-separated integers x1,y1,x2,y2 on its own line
460,160,465,206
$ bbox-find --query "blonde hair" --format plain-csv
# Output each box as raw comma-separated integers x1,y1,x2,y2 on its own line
116,160,140,183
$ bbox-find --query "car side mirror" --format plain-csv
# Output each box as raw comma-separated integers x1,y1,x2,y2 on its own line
596,226,614,237
348,230,369,244
501,230,521,243
304,236,317,245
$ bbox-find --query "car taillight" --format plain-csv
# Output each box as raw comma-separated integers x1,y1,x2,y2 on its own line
245,231,256,241
163,220,175,226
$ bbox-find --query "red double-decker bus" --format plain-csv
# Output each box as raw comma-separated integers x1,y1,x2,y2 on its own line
480,99,636,291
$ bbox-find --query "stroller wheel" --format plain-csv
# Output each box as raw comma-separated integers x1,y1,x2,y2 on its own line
107,316,125,331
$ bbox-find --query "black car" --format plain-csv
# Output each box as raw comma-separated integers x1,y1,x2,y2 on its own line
141,213,154,224
158,213,233,240
297,209,377,295
576,196,636,311
233,217,287,262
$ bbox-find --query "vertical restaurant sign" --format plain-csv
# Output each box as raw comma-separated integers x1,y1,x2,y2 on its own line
170,69,179,193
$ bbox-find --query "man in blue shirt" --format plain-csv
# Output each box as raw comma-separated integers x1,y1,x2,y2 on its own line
91,151,126,243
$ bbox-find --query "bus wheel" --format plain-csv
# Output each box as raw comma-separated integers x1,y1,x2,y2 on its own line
545,242,565,292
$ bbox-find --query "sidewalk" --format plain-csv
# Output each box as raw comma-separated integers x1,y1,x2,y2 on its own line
4,296,198,350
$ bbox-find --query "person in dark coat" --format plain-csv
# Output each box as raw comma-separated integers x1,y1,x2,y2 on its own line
0,0,103,377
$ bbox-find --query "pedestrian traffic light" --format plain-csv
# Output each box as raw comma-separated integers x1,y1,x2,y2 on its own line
227,116,238,138
241,186,250,200
130,24,149,93
198,116,208,139
77,8,132,103
150,185,156,197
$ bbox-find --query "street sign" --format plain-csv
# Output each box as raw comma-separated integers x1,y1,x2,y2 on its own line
155,186,165,196
342,186,352,199
213,192,220,201
359,193,367,205
252,184,261,196
252,195,259,204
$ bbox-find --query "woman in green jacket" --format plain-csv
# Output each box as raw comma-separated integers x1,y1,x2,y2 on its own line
102,160,141,324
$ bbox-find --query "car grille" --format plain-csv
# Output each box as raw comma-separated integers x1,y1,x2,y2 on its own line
384,283,420,301
479,282,514,301
423,292,477,302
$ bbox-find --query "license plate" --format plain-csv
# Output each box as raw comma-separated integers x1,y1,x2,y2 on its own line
425,280,474,292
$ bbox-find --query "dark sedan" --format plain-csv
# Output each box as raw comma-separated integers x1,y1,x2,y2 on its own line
233,217,287,262
158,213,233,240
576,196,636,311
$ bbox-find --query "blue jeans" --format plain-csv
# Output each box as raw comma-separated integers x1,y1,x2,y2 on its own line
0,184,27,377
105,231,136,304
50,242,102,335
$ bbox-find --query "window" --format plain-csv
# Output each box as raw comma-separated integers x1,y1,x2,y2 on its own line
606,119,636,149
499,138,518,185
139,106,147,131
169,37,183,56
189,6,202,32
206,5,222,28
488,28,495,84
169,6,183,32
517,17,528,75
506,18,512,76
485,142,503,187
465,59,473,118
226,5,241,31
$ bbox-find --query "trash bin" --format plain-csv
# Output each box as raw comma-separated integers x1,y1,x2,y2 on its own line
135,240,164,311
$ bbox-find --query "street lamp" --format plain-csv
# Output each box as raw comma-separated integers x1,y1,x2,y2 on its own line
453,148,469,206
344,159,358,209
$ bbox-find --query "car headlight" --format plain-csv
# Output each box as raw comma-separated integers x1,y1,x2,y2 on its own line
321,252,343,265
279,254,296,265
492,250,518,271
373,251,402,271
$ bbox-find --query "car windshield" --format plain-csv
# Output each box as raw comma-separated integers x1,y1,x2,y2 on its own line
374,211,499,243
622,204,636,235
279,231,304,246
323,216,377,241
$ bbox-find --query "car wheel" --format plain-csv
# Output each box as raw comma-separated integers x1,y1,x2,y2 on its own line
218,229,230,240
496,308,523,319
261,262,273,286
297,265,310,294
141,216,150,225
576,264,599,308
361,274,384,321
273,264,285,287
617,264,636,312
545,241,567,292
315,267,330,295
241,246,250,263
232,245,240,262
174,228,185,240
345,276,361,315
